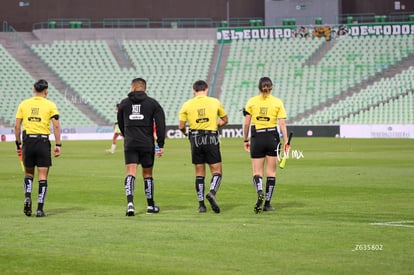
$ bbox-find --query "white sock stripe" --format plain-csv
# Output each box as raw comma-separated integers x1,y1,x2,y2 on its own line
125,176,135,196
258,178,263,190
144,178,153,199
38,186,47,203
197,183,205,201
266,185,274,201
253,176,263,192
210,174,222,192
24,178,33,193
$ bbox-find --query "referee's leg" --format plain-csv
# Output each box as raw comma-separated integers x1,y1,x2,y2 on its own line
36,167,49,217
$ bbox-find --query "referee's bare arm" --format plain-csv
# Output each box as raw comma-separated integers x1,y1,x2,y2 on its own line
52,116,62,157
178,120,188,136
279,118,288,145
217,115,228,128
14,118,23,146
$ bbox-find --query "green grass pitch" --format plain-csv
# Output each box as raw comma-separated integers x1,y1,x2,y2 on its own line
1,138,413,274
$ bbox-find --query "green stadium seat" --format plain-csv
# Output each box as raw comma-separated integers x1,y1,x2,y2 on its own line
0,44,96,127
3,32,413,127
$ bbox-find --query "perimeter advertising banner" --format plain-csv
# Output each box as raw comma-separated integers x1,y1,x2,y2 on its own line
217,22,414,43
1,125,413,140
340,124,414,138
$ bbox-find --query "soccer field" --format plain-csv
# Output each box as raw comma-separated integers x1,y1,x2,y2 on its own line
1,138,413,274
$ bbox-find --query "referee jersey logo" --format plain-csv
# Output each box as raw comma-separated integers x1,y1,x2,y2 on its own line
28,117,41,122
256,116,270,121
129,104,144,120
196,118,209,123
28,107,42,122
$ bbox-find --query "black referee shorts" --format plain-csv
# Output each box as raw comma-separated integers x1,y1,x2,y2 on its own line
250,131,281,158
23,137,52,167
189,132,222,165
124,147,154,168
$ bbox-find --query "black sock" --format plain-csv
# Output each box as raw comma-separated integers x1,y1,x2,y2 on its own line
124,175,135,203
253,175,263,193
195,176,205,205
24,176,33,198
37,180,47,211
265,177,276,205
144,177,154,207
209,173,222,195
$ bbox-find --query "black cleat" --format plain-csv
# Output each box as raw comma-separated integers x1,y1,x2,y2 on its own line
126,203,135,216
36,210,46,217
254,191,265,214
206,192,220,213
146,205,160,214
198,205,207,213
24,197,32,217
263,204,275,212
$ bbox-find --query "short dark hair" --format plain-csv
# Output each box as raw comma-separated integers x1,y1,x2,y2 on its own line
34,79,48,92
193,80,208,92
131,78,146,87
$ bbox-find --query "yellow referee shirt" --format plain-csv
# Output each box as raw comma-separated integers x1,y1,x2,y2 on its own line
15,97,59,135
179,95,227,131
245,94,286,130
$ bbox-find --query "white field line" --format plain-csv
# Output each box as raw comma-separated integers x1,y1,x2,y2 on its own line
370,221,414,228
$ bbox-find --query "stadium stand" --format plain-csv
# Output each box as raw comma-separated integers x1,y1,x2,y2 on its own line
338,83,414,124
220,34,414,125
1,27,413,127
220,38,325,124
0,43,96,127
31,39,214,125
31,40,131,123
296,35,414,124
123,39,214,124
298,66,414,124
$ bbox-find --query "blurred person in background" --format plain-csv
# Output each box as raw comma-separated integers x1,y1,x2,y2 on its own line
106,103,122,154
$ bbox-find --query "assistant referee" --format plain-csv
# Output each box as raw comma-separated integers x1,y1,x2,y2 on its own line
243,77,288,214
14,79,62,217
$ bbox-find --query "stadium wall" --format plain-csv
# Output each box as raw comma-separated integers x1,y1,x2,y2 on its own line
265,0,340,26
342,0,413,15
265,0,414,26
2,0,411,31
0,0,264,31
32,28,217,41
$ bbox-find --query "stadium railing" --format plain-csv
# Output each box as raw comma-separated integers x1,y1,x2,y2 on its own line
161,18,215,28
30,17,265,30
337,13,376,24
47,18,91,29
102,18,150,28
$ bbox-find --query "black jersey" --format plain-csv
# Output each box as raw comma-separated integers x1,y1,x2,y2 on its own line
117,91,166,149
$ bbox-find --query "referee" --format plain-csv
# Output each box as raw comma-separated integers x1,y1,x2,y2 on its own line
14,79,62,217
117,78,166,216
243,77,288,214
179,80,228,213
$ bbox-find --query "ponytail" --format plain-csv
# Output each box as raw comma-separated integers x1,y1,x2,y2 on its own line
258,77,273,97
